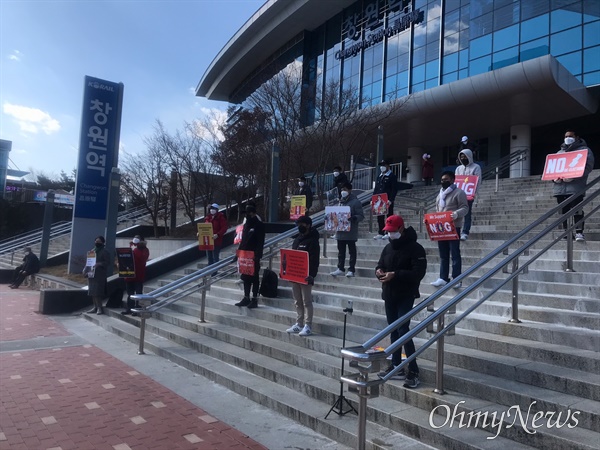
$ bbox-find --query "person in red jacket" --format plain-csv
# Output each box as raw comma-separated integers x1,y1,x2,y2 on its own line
204,203,228,274
121,236,150,316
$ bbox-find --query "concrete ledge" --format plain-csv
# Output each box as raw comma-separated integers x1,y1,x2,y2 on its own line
38,289,91,314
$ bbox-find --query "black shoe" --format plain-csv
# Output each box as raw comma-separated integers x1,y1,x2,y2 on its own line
9,285,18,289
247,298,258,309
403,371,420,388
235,296,251,307
96,307,104,315
121,310,132,315
131,312,140,317
378,364,406,380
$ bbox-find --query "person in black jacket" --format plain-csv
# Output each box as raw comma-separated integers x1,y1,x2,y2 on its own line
332,166,349,199
373,159,398,239
296,176,313,214
9,247,40,289
235,204,266,309
375,215,427,389
286,215,320,337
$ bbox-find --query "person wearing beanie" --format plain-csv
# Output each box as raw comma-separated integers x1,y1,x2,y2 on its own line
375,215,427,388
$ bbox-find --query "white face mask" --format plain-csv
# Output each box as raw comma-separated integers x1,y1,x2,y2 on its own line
341,190,349,198
298,181,304,187
388,231,401,240
564,137,575,146
333,171,340,177
379,166,387,173
210,209,217,215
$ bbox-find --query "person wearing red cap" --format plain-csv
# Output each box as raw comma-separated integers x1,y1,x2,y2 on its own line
375,215,427,388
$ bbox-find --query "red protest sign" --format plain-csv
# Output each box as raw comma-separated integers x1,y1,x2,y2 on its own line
237,250,255,276
280,249,309,285
233,224,243,244
372,193,388,216
424,212,459,241
454,175,479,201
541,150,588,181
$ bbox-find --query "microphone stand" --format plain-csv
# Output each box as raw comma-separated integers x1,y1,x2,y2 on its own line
325,304,358,418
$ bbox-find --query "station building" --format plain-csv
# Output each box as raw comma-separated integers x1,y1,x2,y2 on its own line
197,0,599,182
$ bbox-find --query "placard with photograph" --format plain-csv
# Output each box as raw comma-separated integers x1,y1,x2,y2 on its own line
324,205,351,232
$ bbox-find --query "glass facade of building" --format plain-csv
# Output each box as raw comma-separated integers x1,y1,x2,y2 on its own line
301,0,599,120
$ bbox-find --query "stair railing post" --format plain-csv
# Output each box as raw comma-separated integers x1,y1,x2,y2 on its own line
323,233,327,258
199,276,207,323
495,166,499,193
433,313,446,394
138,317,146,355
369,205,373,233
509,257,522,323
357,383,368,450
565,217,575,272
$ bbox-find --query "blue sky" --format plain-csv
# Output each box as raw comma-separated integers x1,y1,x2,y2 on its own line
0,0,264,179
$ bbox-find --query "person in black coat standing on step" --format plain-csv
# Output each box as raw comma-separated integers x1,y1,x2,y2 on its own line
235,204,266,309
375,215,427,389
296,176,313,215
373,159,398,239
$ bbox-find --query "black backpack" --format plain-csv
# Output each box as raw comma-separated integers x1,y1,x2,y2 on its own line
259,269,278,298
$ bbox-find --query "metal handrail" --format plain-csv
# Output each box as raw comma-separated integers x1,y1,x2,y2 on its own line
340,173,600,449
0,222,72,256
131,190,375,354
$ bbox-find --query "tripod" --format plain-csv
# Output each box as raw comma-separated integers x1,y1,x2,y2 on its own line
325,303,358,418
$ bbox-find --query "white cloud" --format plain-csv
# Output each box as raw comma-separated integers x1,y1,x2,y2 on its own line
2,103,61,135
8,50,22,61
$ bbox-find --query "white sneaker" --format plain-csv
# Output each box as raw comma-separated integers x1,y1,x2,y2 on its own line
299,325,312,336
575,233,585,242
460,234,468,241
373,234,383,240
286,323,302,333
431,278,448,287
330,268,344,276
345,271,355,277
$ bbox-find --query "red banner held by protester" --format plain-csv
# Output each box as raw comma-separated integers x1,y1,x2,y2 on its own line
454,175,479,201
237,250,255,276
424,212,459,241
279,249,309,285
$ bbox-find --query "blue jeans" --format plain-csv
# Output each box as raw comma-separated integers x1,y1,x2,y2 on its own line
384,294,419,373
463,200,474,235
207,246,221,271
438,229,461,282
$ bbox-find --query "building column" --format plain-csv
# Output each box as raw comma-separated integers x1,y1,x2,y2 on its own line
407,147,423,183
510,124,531,178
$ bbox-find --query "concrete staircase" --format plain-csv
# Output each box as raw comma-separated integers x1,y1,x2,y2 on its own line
84,172,600,449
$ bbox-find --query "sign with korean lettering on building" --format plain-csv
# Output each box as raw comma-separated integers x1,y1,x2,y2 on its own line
73,76,124,220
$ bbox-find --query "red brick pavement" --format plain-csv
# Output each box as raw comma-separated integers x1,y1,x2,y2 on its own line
0,285,267,450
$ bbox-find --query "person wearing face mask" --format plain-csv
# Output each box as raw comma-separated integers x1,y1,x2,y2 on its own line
296,176,313,215
286,215,320,337
9,247,40,289
332,166,349,199
458,135,479,162
552,130,595,242
235,204,266,309
454,148,482,241
330,182,364,278
86,236,111,315
121,236,150,316
203,203,228,272
431,171,469,289
373,159,398,239
375,215,427,388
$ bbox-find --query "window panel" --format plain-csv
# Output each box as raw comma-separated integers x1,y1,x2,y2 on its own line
459,68,469,79
459,49,469,69
425,78,439,89
412,82,425,93
492,46,519,69
426,59,439,80
470,34,492,59
469,55,492,75
583,71,600,85
446,0,461,13
520,37,550,62
551,3,582,33
444,32,460,55
413,46,426,66
471,0,494,19
493,24,519,52
521,14,549,43
412,64,426,83
583,46,600,73
556,51,582,75
470,12,493,38
442,72,459,84
584,21,600,48
443,53,459,74
521,0,549,21
551,27,582,55
583,1,600,23
426,41,440,62
494,3,520,31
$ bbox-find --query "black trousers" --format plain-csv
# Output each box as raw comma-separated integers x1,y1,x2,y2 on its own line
337,240,357,272
384,294,419,374
556,194,585,232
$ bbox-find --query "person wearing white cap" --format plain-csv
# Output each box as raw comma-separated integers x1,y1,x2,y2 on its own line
204,203,228,274
458,135,479,162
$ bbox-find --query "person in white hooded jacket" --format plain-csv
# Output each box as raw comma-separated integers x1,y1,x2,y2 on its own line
455,149,482,240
